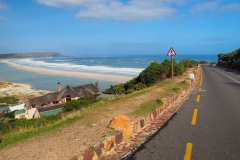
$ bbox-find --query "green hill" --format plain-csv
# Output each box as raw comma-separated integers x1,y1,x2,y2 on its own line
218,49,240,71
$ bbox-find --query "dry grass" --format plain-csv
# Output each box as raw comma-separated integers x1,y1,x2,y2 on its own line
0,68,194,160
0,81,11,88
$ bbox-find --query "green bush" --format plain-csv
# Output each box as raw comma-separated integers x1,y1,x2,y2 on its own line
132,98,163,116
180,60,199,68
63,97,97,112
0,96,19,106
218,48,240,70
104,59,198,95
0,97,98,138
114,84,125,94
137,62,169,86
134,83,147,90
175,62,186,76
0,113,62,134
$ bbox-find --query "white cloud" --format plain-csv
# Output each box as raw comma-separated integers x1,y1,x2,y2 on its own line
38,0,178,20
0,1,7,21
0,15,5,20
0,2,7,11
221,3,240,12
38,0,106,7
191,1,240,13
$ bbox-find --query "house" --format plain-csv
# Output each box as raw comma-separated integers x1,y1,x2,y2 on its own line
1,103,25,114
15,109,26,119
27,83,101,111
15,108,40,119
25,108,40,119
9,103,25,112
0,106,9,113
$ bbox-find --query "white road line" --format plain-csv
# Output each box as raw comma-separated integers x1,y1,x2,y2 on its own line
215,68,240,84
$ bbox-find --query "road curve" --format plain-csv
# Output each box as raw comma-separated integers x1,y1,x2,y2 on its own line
129,66,240,160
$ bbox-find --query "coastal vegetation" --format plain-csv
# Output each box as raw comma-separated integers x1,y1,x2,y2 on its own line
0,59,198,149
0,97,96,141
105,59,198,94
63,97,98,112
218,48,240,71
132,99,163,117
0,96,19,107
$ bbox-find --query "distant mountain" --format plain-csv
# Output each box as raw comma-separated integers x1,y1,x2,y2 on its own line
0,52,60,59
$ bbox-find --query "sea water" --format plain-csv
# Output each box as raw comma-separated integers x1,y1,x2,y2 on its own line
0,54,217,91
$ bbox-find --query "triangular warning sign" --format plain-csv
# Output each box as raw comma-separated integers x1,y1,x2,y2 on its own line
167,48,176,57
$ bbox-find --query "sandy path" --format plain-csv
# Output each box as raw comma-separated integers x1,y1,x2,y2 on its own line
0,60,133,83
0,72,191,160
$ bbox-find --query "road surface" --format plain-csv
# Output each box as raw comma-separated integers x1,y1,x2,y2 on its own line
129,66,240,160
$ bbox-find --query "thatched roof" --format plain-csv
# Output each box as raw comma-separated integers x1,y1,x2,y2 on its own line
28,84,101,108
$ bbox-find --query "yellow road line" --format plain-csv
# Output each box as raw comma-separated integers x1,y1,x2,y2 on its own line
196,95,201,103
184,143,193,160
191,108,198,126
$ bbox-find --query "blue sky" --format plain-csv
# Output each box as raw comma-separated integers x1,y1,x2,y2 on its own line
0,0,240,56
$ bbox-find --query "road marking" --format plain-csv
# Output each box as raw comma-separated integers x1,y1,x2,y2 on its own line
191,109,198,126
196,95,200,103
184,143,193,160
215,68,240,84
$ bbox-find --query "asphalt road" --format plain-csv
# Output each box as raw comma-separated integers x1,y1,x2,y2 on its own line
129,66,240,160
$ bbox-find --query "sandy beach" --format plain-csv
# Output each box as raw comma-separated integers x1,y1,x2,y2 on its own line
0,60,133,83
0,81,49,101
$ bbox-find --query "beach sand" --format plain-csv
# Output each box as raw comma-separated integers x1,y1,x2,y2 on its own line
0,81,49,101
0,60,133,83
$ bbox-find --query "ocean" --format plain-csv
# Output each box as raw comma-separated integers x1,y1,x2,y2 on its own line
0,54,217,91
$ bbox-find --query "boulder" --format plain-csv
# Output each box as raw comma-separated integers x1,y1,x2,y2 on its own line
109,114,133,140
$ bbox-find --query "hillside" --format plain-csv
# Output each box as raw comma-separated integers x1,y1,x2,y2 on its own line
0,52,60,59
218,48,240,71
0,59,200,160
0,69,198,160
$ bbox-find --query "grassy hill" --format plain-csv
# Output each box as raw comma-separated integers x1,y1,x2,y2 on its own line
218,48,240,71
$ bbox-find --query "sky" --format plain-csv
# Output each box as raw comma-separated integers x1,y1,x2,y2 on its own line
0,0,240,57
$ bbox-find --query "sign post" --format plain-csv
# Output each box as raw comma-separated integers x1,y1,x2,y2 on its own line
167,47,176,79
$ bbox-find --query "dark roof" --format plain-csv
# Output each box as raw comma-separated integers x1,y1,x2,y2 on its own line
0,106,9,113
28,84,101,108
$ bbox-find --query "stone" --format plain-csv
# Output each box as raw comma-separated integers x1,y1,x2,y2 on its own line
104,137,115,151
115,131,123,144
140,119,145,128
109,114,133,141
94,142,104,157
83,148,95,160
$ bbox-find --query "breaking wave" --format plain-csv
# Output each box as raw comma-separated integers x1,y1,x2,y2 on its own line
12,58,144,76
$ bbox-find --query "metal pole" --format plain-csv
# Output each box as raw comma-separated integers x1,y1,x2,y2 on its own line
171,56,174,79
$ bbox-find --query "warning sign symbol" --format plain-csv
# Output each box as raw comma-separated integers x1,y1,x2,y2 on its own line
167,48,176,57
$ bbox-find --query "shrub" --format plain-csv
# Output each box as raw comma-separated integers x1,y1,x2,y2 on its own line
0,96,19,106
134,83,147,90
114,84,125,94
218,48,240,70
104,59,197,95
63,97,97,112
199,61,208,64
105,83,127,95
175,62,186,76
180,60,199,68
132,98,163,116
137,61,171,86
